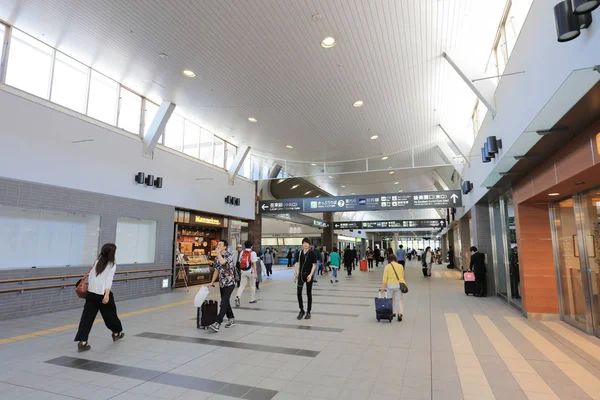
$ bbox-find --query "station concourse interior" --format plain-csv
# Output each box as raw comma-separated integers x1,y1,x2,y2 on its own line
1,1,600,399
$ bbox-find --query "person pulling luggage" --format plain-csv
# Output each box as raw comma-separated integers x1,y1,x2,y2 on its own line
381,254,407,322
208,240,236,332
469,246,487,297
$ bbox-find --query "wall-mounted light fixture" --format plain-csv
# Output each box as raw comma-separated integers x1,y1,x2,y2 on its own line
225,196,241,206
554,0,596,42
462,181,473,195
134,172,163,189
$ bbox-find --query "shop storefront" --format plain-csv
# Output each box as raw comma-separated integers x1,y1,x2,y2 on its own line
173,209,229,288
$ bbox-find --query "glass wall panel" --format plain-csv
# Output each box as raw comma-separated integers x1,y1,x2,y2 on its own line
87,71,119,125
506,194,521,302
6,29,53,99
225,143,237,170
117,87,142,134
214,137,225,168
164,114,184,152
51,52,89,113
115,218,157,264
144,100,159,135
183,120,201,158
200,129,214,164
491,201,508,297
555,199,587,325
579,191,600,335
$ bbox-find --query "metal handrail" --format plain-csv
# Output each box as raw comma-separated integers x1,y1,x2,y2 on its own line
0,274,172,294
0,268,172,285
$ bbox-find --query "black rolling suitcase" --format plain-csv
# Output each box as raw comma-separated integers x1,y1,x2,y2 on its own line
463,271,476,296
197,300,218,329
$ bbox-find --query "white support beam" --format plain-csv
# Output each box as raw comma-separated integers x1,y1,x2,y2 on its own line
437,125,469,170
143,101,175,158
442,52,497,118
0,25,12,83
228,145,251,185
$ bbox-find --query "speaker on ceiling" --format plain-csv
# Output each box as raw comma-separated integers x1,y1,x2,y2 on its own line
135,172,145,184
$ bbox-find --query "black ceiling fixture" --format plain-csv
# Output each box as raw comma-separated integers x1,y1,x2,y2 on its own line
555,0,596,42
480,136,502,163
134,172,163,189
462,181,473,195
481,147,491,163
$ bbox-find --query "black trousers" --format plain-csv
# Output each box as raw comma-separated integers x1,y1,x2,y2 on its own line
368,259,373,269
399,260,405,267
264,263,273,276
345,262,353,276
217,284,235,323
74,292,122,342
287,259,292,267
475,272,487,297
297,278,313,312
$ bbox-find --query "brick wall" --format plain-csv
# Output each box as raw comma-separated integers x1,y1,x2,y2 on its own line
0,177,175,320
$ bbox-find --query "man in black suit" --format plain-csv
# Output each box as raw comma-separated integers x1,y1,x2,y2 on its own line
469,246,487,297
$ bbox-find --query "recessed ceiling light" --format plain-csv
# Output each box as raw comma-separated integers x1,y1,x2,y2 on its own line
353,100,365,107
316,195,321,198
389,171,395,175
341,185,346,188
370,135,379,140
304,191,312,195
286,145,294,149
399,189,403,192
351,193,356,195
575,181,585,185
310,163,317,166
159,53,169,59
381,156,388,160
248,117,257,123
291,184,300,189
182,70,196,77
278,179,285,183
394,182,399,185
328,176,333,179
321,36,336,48
548,193,560,196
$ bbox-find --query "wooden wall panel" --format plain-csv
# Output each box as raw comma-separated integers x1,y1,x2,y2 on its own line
555,132,594,183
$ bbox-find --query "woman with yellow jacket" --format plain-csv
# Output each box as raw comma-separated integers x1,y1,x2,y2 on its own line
381,254,406,322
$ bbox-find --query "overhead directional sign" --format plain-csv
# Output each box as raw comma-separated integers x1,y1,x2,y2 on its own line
333,219,447,230
263,213,329,228
258,190,462,214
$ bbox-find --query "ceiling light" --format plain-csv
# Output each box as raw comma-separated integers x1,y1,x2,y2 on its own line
286,145,294,149
398,189,403,192
248,117,257,123
278,179,285,183
321,36,336,48
575,181,585,185
304,191,312,195
351,193,356,195
316,195,321,198
159,53,169,59
381,156,388,160
549,193,560,196
310,163,317,166
328,176,333,179
389,171,395,175
370,135,379,140
182,70,196,77
394,182,399,185
341,185,346,188
291,184,300,189
353,100,365,107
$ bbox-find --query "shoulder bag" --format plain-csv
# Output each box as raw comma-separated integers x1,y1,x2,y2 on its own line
390,263,409,294
75,264,95,299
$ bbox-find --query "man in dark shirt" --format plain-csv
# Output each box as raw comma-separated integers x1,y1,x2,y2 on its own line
469,246,487,297
374,246,381,267
295,238,316,320
344,245,355,276
312,246,322,283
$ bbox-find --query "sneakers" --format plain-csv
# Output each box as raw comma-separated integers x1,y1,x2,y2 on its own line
397,314,403,322
235,296,240,307
209,322,221,332
330,279,333,284
305,312,311,320
335,280,339,283
297,310,305,320
225,319,235,328
112,332,125,342
77,342,91,352
249,300,257,304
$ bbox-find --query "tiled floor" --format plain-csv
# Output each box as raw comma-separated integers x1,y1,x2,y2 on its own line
1,263,600,399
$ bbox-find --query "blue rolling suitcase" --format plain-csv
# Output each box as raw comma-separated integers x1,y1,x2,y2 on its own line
374,291,393,322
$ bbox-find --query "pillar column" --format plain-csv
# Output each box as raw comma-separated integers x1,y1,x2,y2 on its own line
247,182,262,251
470,204,496,296
321,212,333,252
393,232,399,252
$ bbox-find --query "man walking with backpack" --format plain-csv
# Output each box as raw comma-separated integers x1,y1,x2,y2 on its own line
235,240,258,306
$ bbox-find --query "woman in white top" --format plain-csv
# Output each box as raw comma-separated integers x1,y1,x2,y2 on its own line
74,243,124,352
425,246,433,277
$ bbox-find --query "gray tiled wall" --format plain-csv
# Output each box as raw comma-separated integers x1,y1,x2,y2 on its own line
0,177,175,320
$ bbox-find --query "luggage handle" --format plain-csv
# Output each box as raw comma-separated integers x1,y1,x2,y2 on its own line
378,290,388,299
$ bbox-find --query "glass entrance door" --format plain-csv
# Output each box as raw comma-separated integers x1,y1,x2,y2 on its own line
578,192,600,337
491,201,508,298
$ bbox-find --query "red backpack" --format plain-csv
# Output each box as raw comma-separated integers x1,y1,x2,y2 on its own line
240,250,252,270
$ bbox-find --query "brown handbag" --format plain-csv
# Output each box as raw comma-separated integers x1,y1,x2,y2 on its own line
75,265,94,299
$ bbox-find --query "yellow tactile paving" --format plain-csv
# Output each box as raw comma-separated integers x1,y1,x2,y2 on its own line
445,313,496,399
444,271,454,279
542,321,600,362
0,281,278,345
506,317,600,400
474,315,558,399
433,271,442,278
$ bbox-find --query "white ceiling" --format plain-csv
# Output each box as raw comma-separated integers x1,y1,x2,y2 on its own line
0,0,506,192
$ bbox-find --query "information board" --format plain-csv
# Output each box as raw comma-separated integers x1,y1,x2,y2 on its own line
333,219,446,230
263,213,329,228
258,190,461,214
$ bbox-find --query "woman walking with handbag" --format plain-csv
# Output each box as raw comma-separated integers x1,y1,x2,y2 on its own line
74,243,124,352
381,254,408,322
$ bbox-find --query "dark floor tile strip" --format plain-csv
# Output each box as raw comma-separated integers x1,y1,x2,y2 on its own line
235,306,360,317
135,332,320,357
312,288,378,293
257,298,369,307
45,356,278,399
311,293,373,299
233,320,344,332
